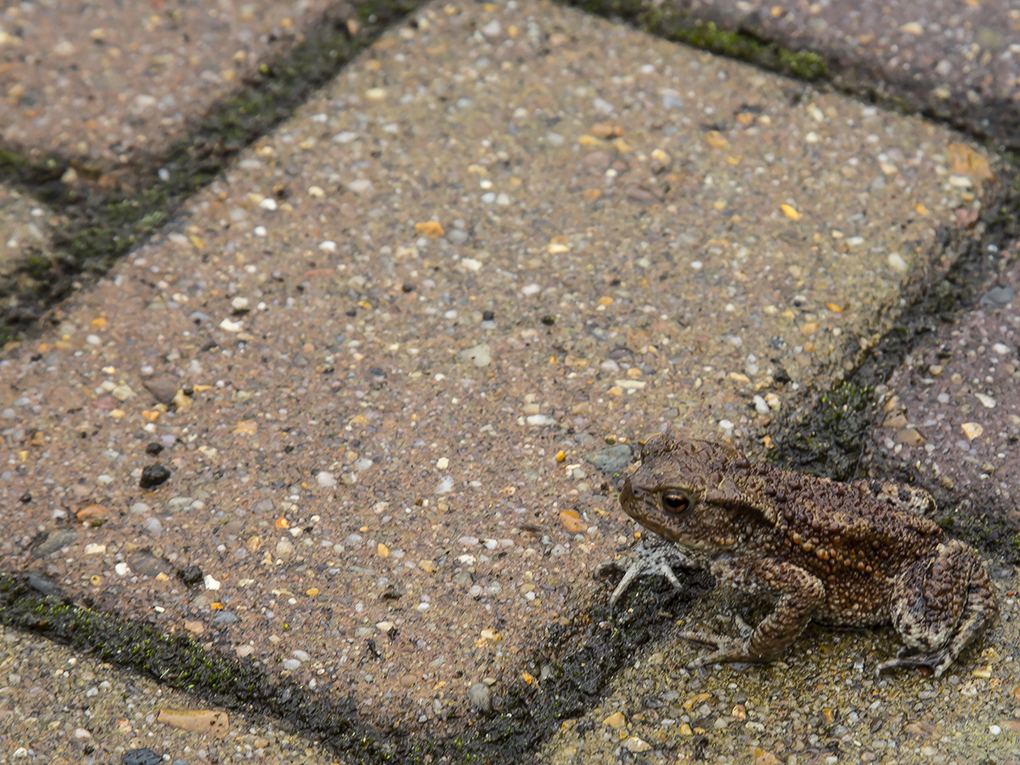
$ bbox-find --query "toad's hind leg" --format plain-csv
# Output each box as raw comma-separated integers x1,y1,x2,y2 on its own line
878,540,998,678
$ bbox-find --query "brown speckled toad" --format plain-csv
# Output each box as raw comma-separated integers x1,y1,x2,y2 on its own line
616,438,997,677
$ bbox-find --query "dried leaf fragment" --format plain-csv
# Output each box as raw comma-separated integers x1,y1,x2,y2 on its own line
157,709,229,738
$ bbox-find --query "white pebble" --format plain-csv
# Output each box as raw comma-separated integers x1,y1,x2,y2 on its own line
319,240,337,251
316,471,337,488
521,283,541,296
526,414,556,426
204,575,221,590
114,562,131,576
259,198,278,211
753,395,770,414
887,253,908,273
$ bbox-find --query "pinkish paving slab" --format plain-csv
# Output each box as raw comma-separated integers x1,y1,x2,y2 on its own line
0,0,345,171
868,244,1020,530
0,0,1001,742
658,0,1020,148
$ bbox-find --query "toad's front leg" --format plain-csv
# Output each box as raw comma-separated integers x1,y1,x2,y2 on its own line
682,558,824,667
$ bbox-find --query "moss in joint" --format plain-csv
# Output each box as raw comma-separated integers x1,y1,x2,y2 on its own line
2,0,426,341
560,0,828,83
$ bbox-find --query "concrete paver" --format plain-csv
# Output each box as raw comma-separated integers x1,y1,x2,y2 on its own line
540,579,1020,763
0,625,337,764
0,185,55,278
646,0,1020,149
0,185,61,330
0,0,1010,754
0,0,351,171
867,246,1020,540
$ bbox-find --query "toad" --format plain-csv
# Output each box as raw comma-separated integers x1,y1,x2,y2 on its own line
614,437,997,677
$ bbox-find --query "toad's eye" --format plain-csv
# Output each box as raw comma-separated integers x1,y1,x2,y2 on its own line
661,491,690,514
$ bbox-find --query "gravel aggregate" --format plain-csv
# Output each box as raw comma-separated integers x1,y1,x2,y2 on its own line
0,0,347,170
0,624,335,764
647,0,1020,150
866,243,1020,540
0,184,58,294
0,0,1009,743
541,577,1020,764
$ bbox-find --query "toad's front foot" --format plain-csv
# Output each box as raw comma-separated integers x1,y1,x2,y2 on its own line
606,533,698,609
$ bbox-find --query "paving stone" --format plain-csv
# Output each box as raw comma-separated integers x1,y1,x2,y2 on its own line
867,242,1020,533
0,624,336,764
539,584,1019,763
0,0,351,170
0,0,1004,743
0,184,61,328
643,0,1020,149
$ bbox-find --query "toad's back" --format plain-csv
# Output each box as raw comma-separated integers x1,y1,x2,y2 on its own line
750,466,948,626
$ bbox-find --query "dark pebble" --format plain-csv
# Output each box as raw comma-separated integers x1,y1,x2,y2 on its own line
145,442,164,455
177,564,204,586
31,528,78,558
122,748,164,765
140,463,172,489
585,444,636,474
482,310,495,321
252,498,275,513
143,375,180,405
131,553,170,578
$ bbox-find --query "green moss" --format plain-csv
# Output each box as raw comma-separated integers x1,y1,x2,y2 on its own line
560,1,828,82
0,573,400,764
768,382,873,480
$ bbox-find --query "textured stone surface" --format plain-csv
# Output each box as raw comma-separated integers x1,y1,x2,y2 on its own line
867,245,1020,533
0,0,345,169
0,184,61,328
0,625,336,764
0,184,55,277
650,0,1020,149
0,0,1007,748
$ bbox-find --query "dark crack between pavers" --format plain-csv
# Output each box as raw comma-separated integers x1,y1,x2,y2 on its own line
1,566,715,765
0,0,424,347
764,158,1020,565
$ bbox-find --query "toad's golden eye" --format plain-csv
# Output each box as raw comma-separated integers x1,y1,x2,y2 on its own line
661,491,689,514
